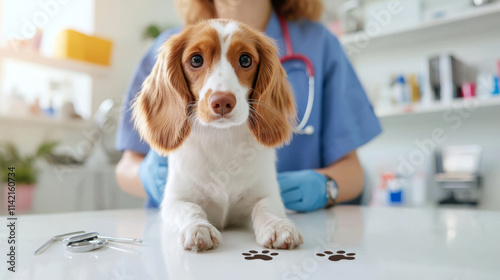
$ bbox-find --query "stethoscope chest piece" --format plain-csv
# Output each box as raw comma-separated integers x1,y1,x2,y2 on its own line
66,239,109,253
63,232,100,246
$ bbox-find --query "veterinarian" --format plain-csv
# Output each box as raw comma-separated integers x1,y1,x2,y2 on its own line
115,0,382,212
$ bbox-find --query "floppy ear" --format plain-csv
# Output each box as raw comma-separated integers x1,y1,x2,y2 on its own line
248,34,297,147
132,30,194,155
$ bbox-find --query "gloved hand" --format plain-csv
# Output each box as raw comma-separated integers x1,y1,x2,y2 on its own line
139,149,168,208
278,170,329,212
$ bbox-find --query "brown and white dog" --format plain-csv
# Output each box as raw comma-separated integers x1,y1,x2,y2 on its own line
132,19,302,251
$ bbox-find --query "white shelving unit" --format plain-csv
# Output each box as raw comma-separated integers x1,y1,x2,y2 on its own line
340,2,500,47
0,47,110,77
376,97,500,118
0,48,109,128
0,114,92,129
336,1,500,118
0,48,103,127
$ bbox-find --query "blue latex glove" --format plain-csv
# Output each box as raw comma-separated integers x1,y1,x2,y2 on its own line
139,150,168,208
278,170,329,212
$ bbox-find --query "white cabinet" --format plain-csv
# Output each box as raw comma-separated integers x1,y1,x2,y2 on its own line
31,165,145,214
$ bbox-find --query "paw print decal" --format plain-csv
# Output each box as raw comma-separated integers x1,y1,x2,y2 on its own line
242,250,279,261
316,250,356,261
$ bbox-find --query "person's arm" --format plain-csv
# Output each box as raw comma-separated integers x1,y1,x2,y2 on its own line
278,26,381,213
316,150,363,204
115,150,147,198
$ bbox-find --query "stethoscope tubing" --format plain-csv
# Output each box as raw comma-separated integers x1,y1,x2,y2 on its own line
278,14,315,135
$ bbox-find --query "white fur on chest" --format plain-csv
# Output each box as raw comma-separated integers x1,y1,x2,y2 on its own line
164,123,279,228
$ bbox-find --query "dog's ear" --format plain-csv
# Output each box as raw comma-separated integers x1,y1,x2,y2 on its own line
248,33,297,147
132,29,194,155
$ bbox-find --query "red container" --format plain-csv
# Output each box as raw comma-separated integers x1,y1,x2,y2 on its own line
497,60,500,78
462,82,476,99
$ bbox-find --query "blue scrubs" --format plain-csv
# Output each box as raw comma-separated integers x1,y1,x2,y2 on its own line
116,12,381,173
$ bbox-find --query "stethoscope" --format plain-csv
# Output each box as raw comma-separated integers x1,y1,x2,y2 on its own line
278,14,315,135
34,231,143,255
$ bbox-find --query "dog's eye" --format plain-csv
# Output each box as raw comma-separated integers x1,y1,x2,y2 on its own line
190,55,203,68
239,54,252,68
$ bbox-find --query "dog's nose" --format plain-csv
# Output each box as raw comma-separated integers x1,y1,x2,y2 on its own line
210,92,236,115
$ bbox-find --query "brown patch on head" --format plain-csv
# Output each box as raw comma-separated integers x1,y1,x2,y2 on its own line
132,26,197,155
227,28,260,90
181,24,221,96
233,25,297,147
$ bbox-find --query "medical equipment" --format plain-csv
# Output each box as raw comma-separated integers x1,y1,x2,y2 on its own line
66,239,109,253
34,231,143,255
63,232,142,253
435,145,483,206
278,15,315,135
34,231,85,255
63,232,143,246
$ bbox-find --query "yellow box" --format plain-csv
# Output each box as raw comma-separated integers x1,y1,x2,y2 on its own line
55,29,113,66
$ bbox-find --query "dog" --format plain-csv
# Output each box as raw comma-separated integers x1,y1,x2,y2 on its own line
132,19,303,251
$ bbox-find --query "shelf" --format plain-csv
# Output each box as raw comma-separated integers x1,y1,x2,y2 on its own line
0,47,110,77
340,2,500,48
0,114,93,129
376,97,500,118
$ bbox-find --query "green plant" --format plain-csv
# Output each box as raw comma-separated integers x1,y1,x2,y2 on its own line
0,141,58,185
144,24,162,39
143,24,175,40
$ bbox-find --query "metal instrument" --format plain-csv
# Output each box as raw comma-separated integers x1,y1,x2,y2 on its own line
35,231,143,254
34,231,86,255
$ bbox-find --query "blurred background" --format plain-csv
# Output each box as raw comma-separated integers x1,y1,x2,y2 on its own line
0,0,499,214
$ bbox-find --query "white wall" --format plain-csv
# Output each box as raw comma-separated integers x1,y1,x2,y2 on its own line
92,0,182,110
1,0,95,56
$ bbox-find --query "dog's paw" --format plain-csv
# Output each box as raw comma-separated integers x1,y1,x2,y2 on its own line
179,223,222,251
256,219,303,249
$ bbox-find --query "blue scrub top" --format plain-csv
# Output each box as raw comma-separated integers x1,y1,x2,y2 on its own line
116,12,382,172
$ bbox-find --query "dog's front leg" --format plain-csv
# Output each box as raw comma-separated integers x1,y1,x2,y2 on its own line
162,200,222,251
252,197,303,249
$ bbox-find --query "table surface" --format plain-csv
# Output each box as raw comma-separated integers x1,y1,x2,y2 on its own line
1,206,499,280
